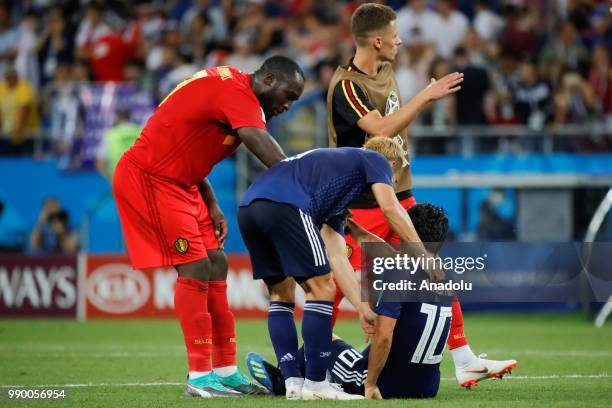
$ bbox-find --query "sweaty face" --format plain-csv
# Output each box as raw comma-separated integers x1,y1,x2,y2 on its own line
259,74,304,119
378,21,402,63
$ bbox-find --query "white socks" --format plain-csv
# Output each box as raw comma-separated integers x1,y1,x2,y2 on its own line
451,345,478,369
214,365,238,377
189,371,211,380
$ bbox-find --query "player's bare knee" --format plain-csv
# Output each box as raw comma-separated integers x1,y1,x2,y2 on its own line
301,274,335,301
207,250,228,281
174,258,212,281
267,278,296,303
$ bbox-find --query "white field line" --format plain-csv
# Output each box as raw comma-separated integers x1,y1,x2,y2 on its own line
1,348,610,359
0,374,609,389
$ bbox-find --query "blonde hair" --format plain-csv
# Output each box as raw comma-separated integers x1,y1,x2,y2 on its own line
363,136,404,162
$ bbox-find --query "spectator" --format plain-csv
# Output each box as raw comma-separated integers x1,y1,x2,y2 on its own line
179,11,212,65
589,5,612,50
225,33,264,74
512,60,552,131
553,70,597,125
83,20,140,82
396,0,437,48
180,0,227,44
40,63,81,167
74,3,111,60
473,0,505,44
0,68,40,156
37,6,75,85
15,10,39,90
489,51,521,125
498,5,539,60
96,109,141,181
424,58,456,129
453,47,490,125
588,45,612,126
432,0,469,59
540,21,589,74
29,199,78,255
395,44,434,105
0,3,17,79
157,47,196,98
463,27,490,68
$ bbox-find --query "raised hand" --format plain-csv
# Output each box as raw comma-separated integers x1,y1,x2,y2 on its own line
422,72,464,101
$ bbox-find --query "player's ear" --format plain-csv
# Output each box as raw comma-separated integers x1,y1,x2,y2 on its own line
263,73,276,87
373,35,383,51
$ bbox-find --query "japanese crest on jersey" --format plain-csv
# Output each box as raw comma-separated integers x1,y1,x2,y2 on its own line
175,237,190,254
385,91,410,168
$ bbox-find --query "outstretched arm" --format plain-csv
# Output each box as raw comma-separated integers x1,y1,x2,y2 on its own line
320,224,376,336
357,73,463,137
237,126,287,168
370,183,445,282
364,315,397,399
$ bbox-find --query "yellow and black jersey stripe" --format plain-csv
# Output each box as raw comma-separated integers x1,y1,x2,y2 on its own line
339,79,372,118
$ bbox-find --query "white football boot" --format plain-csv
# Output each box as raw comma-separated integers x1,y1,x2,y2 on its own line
456,354,517,388
301,379,365,400
285,377,304,400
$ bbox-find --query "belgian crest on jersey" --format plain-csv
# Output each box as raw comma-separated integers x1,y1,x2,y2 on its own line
175,237,190,254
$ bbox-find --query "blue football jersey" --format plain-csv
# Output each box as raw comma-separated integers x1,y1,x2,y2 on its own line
239,147,393,232
373,300,452,398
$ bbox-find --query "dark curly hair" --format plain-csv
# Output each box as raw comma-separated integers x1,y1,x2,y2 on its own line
407,203,449,253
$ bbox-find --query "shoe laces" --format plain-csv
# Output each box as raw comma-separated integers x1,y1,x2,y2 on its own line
209,372,234,391
233,369,252,385
329,382,344,392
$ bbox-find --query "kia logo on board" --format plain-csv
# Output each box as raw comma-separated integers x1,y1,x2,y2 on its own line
87,264,150,314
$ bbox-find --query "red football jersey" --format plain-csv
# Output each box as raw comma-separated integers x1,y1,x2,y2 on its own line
125,66,266,186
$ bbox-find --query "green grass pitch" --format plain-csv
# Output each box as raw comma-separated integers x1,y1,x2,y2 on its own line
0,313,610,407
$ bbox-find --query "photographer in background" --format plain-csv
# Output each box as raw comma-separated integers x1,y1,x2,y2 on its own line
29,197,78,255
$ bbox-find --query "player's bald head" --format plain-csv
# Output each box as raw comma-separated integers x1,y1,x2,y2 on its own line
252,56,305,119
254,56,305,87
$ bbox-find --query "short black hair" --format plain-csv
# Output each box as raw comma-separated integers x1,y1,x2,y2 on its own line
254,55,305,84
408,203,449,251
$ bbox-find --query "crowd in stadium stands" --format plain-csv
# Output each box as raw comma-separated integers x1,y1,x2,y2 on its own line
0,0,610,159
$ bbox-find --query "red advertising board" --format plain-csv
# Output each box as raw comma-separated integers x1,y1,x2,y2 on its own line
0,255,78,317
84,254,273,319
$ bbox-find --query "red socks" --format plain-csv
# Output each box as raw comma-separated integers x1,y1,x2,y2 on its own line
174,277,212,372
208,281,237,368
447,299,469,350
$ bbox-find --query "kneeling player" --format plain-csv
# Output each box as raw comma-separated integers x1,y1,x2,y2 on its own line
247,204,516,399
238,138,441,400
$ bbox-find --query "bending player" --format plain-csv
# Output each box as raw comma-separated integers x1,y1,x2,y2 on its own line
114,56,304,398
246,203,516,399
327,3,515,386
238,137,441,400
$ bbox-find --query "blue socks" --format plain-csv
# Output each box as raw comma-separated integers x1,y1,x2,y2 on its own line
268,302,300,379
302,301,333,381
